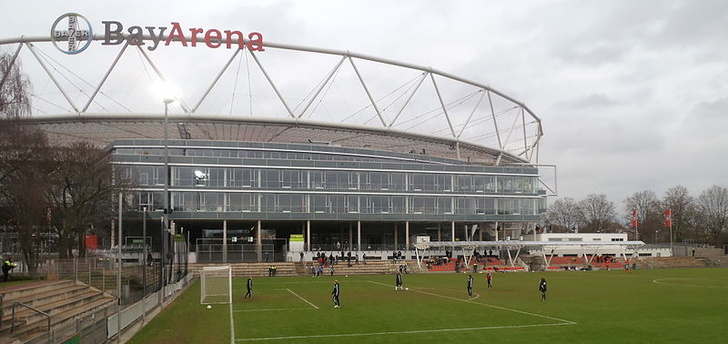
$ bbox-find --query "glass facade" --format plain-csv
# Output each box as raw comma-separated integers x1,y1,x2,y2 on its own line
114,140,545,222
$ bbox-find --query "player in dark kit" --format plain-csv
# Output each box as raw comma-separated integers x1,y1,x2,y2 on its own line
539,277,547,301
244,276,253,298
395,272,404,290
332,280,341,308
467,274,474,297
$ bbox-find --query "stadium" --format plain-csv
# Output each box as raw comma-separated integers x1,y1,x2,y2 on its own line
4,13,726,344
2,13,554,266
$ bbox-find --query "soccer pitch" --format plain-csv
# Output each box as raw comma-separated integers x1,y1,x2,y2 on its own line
127,268,728,344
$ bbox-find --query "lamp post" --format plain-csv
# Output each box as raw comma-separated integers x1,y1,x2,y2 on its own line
162,96,174,299
142,206,147,297
141,206,147,324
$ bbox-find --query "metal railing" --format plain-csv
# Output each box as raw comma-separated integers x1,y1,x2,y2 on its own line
11,301,51,336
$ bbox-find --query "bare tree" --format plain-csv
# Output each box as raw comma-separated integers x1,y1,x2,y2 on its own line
696,185,728,246
0,120,50,276
578,194,617,233
45,142,126,258
546,197,581,232
662,186,697,244
0,52,32,118
624,190,661,241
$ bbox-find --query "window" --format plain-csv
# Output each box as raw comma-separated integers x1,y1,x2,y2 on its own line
311,195,328,213
311,171,325,189
194,169,209,186
456,175,472,192
261,170,280,188
411,174,425,191
346,195,360,213
390,173,406,191
281,170,302,188
437,197,453,214
278,194,298,212
370,196,389,213
369,172,386,190
348,172,359,190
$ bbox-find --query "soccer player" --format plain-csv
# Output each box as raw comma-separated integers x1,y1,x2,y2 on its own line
244,276,253,298
467,274,473,297
539,277,547,301
332,280,341,308
395,272,404,290
486,272,493,289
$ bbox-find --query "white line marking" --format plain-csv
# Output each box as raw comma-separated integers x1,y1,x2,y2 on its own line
367,280,575,325
229,301,236,344
287,288,320,309
235,308,313,312
236,322,574,342
653,278,728,288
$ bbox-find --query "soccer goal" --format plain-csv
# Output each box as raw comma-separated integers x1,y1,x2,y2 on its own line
200,265,233,304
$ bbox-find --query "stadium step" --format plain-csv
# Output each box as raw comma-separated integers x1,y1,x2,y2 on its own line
637,257,709,269
0,280,116,344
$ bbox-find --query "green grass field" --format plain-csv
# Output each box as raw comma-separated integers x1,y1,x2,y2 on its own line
127,268,728,344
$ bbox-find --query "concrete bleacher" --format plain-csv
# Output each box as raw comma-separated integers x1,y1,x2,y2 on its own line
425,257,522,273
0,280,116,344
636,257,709,269
298,260,400,276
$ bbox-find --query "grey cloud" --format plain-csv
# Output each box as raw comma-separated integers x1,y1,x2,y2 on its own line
558,93,620,109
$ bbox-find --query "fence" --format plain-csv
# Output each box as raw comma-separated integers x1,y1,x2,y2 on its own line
18,256,194,344
193,238,287,263
36,256,164,306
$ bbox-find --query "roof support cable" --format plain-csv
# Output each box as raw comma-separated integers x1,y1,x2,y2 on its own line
25,42,80,114
191,46,243,114
247,49,295,118
82,42,129,113
348,56,386,127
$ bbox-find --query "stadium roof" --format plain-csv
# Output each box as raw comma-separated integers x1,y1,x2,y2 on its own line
27,114,528,165
2,31,544,166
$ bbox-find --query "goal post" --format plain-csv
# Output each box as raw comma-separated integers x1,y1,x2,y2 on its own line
200,265,233,305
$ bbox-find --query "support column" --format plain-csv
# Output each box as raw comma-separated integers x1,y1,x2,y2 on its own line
451,221,455,241
495,221,499,241
306,220,311,252
222,220,228,263
349,223,353,252
357,221,362,252
256,220,262,262
394,223,399,251
405,221,410,256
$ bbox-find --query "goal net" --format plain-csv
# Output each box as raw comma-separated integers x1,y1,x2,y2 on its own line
200,265,233,304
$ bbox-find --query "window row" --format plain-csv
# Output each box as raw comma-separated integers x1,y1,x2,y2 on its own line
124,166,539,194
115,147,388,163
131,191,543,216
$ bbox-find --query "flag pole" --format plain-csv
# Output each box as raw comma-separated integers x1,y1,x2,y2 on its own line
632,209,639,241
668,209,674,255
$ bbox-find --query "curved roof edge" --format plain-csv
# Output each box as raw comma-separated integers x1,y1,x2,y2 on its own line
22,113,530,165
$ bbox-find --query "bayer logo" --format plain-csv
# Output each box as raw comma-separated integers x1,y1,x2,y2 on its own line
51,13,94,55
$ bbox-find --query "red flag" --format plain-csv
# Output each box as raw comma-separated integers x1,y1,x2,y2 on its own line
632,209,638,228
664,209,672,228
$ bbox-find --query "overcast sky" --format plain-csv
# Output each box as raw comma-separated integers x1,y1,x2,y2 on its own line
2,0,727,212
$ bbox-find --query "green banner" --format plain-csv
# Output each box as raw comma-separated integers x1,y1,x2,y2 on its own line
60,334,80,344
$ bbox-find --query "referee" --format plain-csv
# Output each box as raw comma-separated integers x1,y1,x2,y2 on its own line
332,280,341,308
467,274,474,297
395,272,404,290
